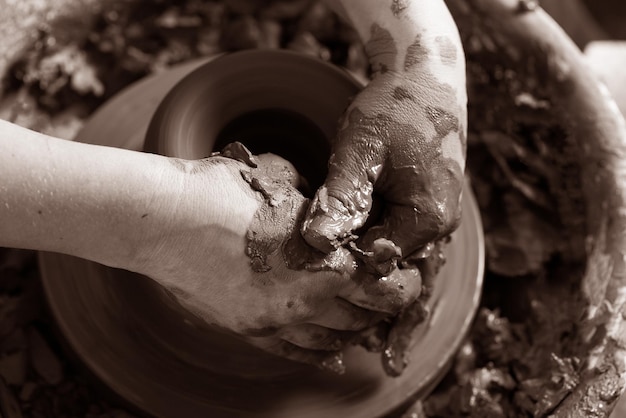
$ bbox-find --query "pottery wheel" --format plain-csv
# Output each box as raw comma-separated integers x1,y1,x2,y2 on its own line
38,57,484,418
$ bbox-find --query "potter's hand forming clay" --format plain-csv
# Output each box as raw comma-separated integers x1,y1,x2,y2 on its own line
307,0,466,268
305,0,467,375
0,122,420,372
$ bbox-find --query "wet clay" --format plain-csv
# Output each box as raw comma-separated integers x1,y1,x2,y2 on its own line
218,142,439,374
404,35,428,71
217,142,357,276
365,24,398,75
435,36,458,66
297,8,466,377
390,0,410,17
218,143,306,273
309,102,463,263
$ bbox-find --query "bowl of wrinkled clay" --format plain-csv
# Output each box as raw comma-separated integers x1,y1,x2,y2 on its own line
39,49,484,418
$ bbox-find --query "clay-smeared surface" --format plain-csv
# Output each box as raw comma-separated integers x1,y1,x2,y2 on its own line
217,142,308,273
391,0,410,17
365,24,398,74
303,0,467,270
218,143,358,276
435,35,458,66
404,35,429,71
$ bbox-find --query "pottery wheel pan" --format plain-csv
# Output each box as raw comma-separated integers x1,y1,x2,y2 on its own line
38,52,484,418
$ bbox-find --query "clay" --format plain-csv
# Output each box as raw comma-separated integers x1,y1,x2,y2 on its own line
168,157,221,174
404,35,429,71
425,105,459,142
219,143,307,273
219,142,438,377
392,86,414,101
435,36,458,66
391,0,410,17
217,142,357,276
322,107,463,258
364,24,398,75
303,6,466,268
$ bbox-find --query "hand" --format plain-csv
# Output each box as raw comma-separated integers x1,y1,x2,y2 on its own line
303,0,467,272
135,149,422,371
306,0,467,375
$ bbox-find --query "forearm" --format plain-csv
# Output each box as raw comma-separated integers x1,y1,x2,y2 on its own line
0,119,178,269
327,0,467,170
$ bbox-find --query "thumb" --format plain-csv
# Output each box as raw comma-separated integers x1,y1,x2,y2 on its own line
301,108,386,253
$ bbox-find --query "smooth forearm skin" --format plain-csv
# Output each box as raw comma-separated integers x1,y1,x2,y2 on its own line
0,119,253,272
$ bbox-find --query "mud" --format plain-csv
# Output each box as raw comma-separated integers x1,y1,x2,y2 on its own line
391,0,410,17
435,36,458,66
365,24,398,75
404,35,429,71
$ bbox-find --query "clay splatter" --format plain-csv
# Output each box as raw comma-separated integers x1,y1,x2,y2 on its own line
365,24,398,74
221,141,258,167
426,106,459,141
240,162,304,273
391,0,409,17
435,36,457,66
393,86,414,101
404,34,428,71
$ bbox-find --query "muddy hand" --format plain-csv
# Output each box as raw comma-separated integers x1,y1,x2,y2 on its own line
306,0,467,269
140,145,422,372
380,239,447,375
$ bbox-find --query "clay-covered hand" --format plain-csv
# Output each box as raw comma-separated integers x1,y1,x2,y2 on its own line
305,0,467,270
135,147,421,372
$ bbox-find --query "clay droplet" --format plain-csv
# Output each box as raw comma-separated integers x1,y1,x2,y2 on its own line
404,34,428,71
435,36,457,66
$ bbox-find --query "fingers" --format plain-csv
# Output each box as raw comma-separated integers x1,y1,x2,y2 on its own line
381,299,430,377
301,108,386,253
338,267,422,315
357,198,458,275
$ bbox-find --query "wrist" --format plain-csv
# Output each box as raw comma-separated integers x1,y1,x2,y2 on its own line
128,156,261,278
